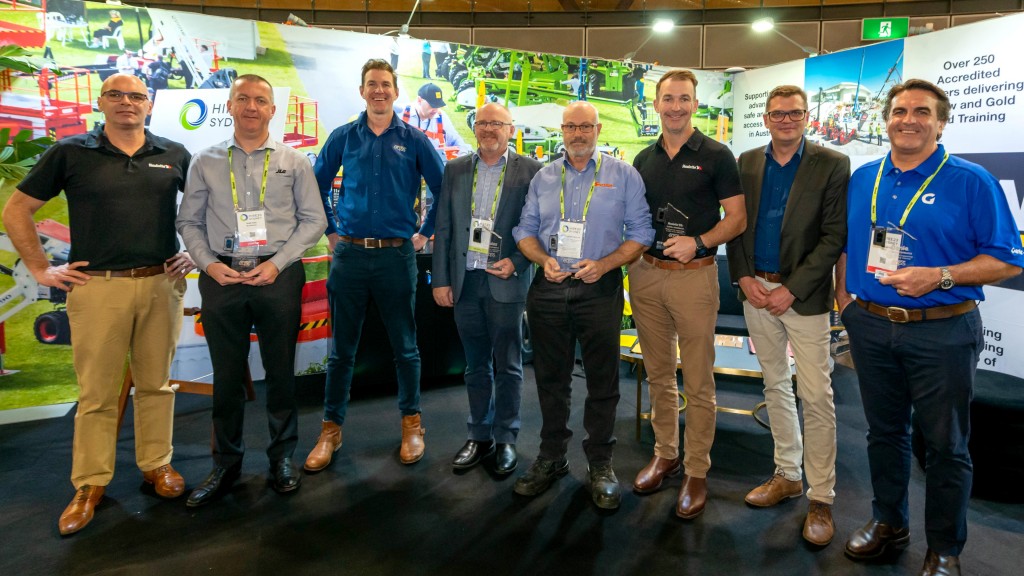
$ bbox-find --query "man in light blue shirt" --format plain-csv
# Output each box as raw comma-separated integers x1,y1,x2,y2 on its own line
512,101,654,510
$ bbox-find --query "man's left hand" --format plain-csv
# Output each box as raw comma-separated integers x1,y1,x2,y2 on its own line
242,261,280,286
661,235,697,264
573,259,609,284
878,266,941,298
764,285,796,316
164,252,195,281
412,233,428,252
485,258,516,280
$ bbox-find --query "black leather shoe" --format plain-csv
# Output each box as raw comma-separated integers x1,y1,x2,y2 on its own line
513,457,569,497
493,443,518,476
845,519,910,560
451,440,495,470
270,458,301,494
186,464,241,508
921,549,960,576
588,463,621,510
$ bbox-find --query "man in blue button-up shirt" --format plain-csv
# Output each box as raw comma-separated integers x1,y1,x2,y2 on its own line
512,101,654,510
305,59,445,472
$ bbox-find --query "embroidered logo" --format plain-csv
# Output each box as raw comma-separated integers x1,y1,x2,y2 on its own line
393,144,406,153
148,163,173,169
275,169,287,174
921,193,936,205
680,164,703,171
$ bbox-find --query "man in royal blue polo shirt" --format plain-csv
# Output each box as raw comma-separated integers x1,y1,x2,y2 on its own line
836,79,1023,576
305,59,445,471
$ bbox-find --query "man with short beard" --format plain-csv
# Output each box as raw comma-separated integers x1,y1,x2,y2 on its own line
629,69,745,520
432,103,542,475
512,101,653,510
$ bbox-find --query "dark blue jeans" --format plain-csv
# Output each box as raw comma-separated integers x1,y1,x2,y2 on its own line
323,241,420,425
453,270,525,444
527,272,622,465
843,302,981,556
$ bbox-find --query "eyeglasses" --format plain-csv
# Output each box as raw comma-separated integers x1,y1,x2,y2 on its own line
474,121,512,130
766,109,807,122
102,90,149,104
561,123,596,134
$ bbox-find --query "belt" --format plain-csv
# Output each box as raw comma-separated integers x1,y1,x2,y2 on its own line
755,270,783,283
641,253,715,271
855,298,977,323
83,264,164,278
339,236,404,248
217,254,275,265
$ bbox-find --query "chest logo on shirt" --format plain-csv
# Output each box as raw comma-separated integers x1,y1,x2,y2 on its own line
148,163,173,169
393,144,407,153
680,164,703,171
921,193,936,205
275,169,287,174
595,182,615,188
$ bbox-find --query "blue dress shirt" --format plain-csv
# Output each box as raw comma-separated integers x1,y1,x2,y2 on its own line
754,138,804,272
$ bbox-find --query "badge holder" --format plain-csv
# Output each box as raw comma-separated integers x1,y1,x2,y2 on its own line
654,203,689,250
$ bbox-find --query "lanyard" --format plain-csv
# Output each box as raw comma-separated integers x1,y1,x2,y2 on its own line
560,153,603,222
228,147,271,210
471,157,507,220
870,152,948,229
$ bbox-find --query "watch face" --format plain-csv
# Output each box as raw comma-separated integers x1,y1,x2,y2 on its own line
941,278,955,290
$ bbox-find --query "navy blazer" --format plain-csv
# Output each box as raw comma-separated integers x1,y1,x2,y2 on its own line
432,150,542,304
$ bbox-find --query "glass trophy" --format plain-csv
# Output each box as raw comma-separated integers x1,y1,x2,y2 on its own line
655,203,689,250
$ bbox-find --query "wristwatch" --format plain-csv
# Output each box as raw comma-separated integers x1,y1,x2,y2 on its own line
694,235,710,258
939,267,955,290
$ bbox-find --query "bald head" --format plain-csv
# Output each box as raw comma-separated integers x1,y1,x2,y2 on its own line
561,101,601,166
474,102,515,162
563,101,600,125
100,73,146,95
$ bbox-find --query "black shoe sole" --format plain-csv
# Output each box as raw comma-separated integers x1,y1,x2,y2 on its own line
271,479,301,494
844,533,910,560
513,462,569,497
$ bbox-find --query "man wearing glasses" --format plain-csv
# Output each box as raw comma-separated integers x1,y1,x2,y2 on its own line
629,69,745,519
512,101,653,509
727,85,849,545
306,59,444,471
432,103,542,475
3,74,193,535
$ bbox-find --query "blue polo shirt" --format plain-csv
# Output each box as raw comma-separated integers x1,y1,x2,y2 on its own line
313,111,444,239
754,139,804,273
845,144,1024,307
513,151,654,260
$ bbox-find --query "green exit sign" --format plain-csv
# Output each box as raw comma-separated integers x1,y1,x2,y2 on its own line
862,17,910,40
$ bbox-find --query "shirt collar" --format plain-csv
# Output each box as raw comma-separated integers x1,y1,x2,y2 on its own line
656,127,705,156
228,134,276,152
86,124,161,154
884,143,946,176
764,137,805,162
473,149,508,168
562,148,601,173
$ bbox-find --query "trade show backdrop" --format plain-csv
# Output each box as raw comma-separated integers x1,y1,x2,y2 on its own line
1,0,1021,409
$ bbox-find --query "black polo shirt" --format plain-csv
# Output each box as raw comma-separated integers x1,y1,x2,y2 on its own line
633,128,742,259
19,125,190,270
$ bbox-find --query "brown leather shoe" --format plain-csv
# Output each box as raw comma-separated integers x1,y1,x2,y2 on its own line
845,519,910,560
744,472,803,507
802,501,835,546
633,455,681,494
400,413,425,464
304,420,342,472
675,474,707,519
58,485,105,536
921,549,960,576
142,464,185,498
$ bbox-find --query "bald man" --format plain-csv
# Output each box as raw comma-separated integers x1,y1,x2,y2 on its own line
3,74,193,535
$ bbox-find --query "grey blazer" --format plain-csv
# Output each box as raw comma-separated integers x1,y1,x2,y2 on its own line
432,151,543,304
727,139,849,315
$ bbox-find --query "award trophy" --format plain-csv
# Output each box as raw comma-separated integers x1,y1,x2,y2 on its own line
655,203,689,250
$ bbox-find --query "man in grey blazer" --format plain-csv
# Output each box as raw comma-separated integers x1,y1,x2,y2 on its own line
727,85,848,546
432,102,543,475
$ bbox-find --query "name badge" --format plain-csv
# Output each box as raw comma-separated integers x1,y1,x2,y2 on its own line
556,220,585,271
866,226,902,277
236,209,268,247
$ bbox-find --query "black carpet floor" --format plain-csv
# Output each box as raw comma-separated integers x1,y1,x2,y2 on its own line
1,362,1021,576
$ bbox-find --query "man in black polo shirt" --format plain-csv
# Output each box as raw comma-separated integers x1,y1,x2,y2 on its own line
628,69,746,519
2,73,193,536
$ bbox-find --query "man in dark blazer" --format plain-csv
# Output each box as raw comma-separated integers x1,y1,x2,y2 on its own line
432,102,543,475
727,84,848,546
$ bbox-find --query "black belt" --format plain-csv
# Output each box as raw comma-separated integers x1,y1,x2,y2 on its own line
755,270,783,282
217,253,275,265
855,298,977,323
339,236,404,248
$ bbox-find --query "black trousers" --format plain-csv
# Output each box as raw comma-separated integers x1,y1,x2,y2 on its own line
198,263,305,467
526,272,623,465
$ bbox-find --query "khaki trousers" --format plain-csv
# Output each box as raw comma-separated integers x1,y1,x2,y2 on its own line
66,273,184,489
628,257,718,477
742,276,836,503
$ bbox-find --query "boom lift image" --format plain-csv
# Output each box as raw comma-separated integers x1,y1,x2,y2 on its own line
0,219,73,345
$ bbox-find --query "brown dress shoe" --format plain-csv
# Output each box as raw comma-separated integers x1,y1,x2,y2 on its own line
803,501,835,546
633,455,682,494
675,474,707,519
845,519,910,560
58,485,105,536
921,549,961,576
744,472,803,507
304,420,342,472
142,464,185,498
400,413,425,464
